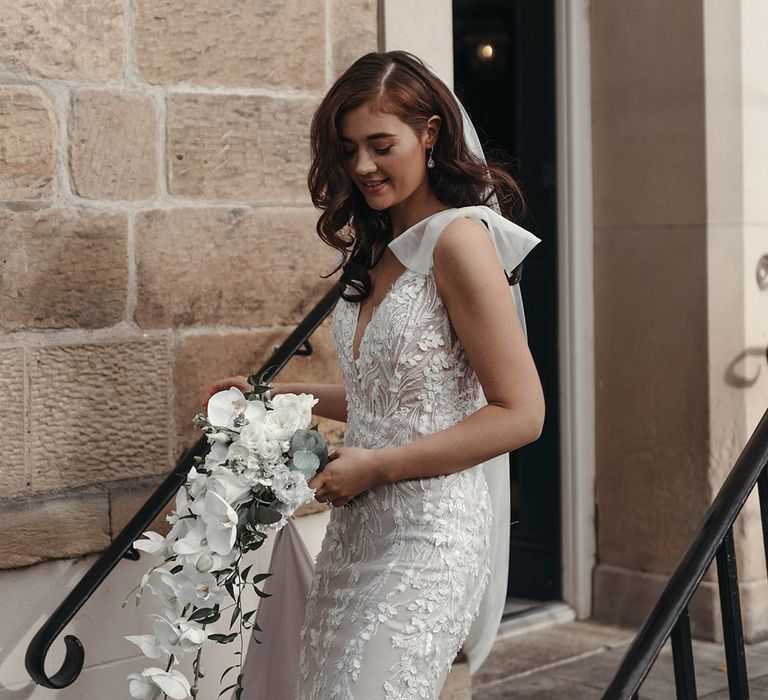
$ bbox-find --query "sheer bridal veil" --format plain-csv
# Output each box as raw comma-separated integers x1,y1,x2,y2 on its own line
422,59,532,675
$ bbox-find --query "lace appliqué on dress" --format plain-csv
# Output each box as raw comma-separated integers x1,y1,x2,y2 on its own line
295,268,493,700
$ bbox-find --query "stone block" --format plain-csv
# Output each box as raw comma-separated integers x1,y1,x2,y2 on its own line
0,348,26,496
166,93,318,201
595,224,710,574
332,0,379,80
69,89,157,200
0,490,110,569
135,206,337,329
28,339,172,492
134,0,324,89
590,0,706,228
0,0,124,80
0,208,128,330
0,85,57,200
108,477,174,538
172,317,343,456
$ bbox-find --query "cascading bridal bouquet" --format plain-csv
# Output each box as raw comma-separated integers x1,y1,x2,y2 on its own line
123,373,331,699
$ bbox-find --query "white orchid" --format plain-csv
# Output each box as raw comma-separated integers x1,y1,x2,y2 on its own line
124,633,169,661
185,465,208,500
158,564,227,609
127,667,191,700
165,487,193,541
132,531,170,558
127,386,328,699
150,614,208,657
145,582,183,620
171,520,208,562
207,387,267,431
190,491,239,555
204,440,228,470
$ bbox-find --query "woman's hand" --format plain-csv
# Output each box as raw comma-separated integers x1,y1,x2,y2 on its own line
201,375,251,408
308,447,387,507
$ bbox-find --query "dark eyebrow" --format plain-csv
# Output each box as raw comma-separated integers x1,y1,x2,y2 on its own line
339,132,397,143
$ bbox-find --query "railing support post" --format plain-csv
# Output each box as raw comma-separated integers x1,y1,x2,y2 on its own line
671,606,697,699
715,527,749,699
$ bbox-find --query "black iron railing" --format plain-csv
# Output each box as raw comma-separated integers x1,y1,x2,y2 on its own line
602,406,768,700
24,283,341,689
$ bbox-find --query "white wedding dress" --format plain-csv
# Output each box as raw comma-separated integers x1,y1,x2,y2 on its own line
294,205,541,699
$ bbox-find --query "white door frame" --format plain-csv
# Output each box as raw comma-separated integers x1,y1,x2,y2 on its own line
555,0,596,618
379,0,597,619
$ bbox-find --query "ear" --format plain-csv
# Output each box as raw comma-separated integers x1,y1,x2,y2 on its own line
425,114,442,148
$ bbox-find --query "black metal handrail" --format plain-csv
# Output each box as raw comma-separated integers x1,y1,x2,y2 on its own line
602,405,768,699
24,283,341,689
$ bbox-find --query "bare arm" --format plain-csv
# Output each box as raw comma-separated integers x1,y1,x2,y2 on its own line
203,376,347,423
373,217,545,485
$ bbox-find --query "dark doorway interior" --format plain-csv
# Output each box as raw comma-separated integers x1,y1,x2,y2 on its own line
453,0,561,602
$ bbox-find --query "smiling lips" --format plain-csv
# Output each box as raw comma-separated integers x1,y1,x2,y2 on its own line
362,179,389,192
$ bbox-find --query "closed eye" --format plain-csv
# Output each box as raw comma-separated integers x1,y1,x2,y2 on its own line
342,146,393,158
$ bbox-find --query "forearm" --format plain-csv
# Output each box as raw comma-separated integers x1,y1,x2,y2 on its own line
270,382,347,423
374,404,541,484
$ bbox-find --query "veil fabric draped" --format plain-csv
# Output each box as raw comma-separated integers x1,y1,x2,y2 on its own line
420,59,537,675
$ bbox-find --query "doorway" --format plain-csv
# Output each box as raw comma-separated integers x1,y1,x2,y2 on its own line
453,0,561,602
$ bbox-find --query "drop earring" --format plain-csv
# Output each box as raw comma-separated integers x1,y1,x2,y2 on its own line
427,145,435,169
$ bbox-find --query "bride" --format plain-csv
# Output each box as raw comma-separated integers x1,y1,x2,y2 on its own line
206,50,544,700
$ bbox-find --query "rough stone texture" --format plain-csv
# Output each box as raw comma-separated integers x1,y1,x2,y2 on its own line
172,317,344,455
0,490,110,569
332,0,379,79
0,0,124,80
0,208,128,330
28,340,172,492
166,94,318,201
134,0,325,89
0,85,57,201
0,348,26,496
108,477,174,538
68,89,157,200
135,206,337,329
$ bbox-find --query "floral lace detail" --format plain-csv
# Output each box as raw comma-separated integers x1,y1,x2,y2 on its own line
296,269,492,700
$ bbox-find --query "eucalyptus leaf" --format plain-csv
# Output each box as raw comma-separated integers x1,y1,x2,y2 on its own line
208,632,238,644
290,449,321,480
251,506,283,525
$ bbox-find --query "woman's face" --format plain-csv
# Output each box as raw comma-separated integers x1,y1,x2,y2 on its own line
338,102,437,211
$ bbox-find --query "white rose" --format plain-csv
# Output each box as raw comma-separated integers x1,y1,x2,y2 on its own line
206,464,253,507
264,393,317,441
256,438,283,464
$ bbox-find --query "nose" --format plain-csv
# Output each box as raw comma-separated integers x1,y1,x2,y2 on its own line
353,149,378,177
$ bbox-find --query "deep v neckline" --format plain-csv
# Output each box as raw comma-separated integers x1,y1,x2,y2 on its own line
351,267,414,367
348,207,458,369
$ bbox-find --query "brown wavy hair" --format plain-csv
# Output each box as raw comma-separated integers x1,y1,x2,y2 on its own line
308,50,528,302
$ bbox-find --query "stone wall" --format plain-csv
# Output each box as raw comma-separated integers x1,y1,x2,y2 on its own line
591,0,768,641
0,0,378,570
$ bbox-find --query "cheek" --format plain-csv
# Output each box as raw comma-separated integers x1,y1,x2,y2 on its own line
389,151,422,183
